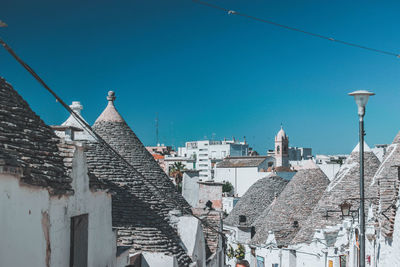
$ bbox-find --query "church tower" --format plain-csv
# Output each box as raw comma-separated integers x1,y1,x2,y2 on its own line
275,125,289,168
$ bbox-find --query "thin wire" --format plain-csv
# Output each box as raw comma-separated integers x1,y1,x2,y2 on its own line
193,0,400,58
0,38,225,239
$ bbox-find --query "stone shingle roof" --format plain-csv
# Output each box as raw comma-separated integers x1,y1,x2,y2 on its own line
224,174,288,227
374,132,400,238
217,156,268,168
93,91,191,212
0,77,72,194
85,141,192,266
251,161,330,246
292,143,380,244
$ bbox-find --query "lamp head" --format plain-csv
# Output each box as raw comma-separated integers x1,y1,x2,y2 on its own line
348,90,375,117
339,201,352,217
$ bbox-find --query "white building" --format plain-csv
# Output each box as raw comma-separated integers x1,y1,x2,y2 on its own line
0,79,117,267
222,196,240,214
214,156,274,197
178,138,249,179
164,155,196,175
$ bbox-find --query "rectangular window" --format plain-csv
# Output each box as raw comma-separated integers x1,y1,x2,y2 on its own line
272,264,279,267
256,256,264,267
70,214,88,267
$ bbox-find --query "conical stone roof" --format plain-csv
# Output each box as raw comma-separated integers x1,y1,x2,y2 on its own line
373,132,400,238
224,174,288,227
93,91,191,212
251,160,330,246
292,143,380,244
0,77,72,194
85,142,192,266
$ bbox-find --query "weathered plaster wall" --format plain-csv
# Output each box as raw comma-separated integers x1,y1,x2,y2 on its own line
377,197,400,267
214,167,259,197
141,252,178,267
0,173,50,267
177,216,206,267
49,144,115,267
0,144,116,267
198,182,222,210
182,172,200,207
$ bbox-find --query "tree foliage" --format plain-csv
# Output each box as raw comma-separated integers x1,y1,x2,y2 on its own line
222,181,234,193
169,162,186,192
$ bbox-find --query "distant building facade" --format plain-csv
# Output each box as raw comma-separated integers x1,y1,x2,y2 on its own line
214,156,274,197
178,139,249,179
288,146,312,161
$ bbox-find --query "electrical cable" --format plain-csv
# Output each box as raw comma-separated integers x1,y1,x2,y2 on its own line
0,37,225,239
193,0,400,58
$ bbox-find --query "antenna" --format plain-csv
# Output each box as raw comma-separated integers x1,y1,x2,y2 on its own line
155,112,159,146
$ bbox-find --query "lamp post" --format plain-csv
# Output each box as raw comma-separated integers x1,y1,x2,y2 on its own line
348,90,375,267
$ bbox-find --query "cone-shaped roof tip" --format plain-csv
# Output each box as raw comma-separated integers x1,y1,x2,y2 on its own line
94,91,124,123
301,159,319,170
351,142,372,153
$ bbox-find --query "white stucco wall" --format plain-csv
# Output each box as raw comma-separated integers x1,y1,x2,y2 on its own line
177,216,206,267
0,143,116,267
182,172,200,207
214,167,260,197
49,144,115,267
141,252,178,267
377,196,400,267
0,173,51,267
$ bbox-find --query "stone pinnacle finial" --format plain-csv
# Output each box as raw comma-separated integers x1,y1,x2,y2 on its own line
107,91,116,102
70,101,83,115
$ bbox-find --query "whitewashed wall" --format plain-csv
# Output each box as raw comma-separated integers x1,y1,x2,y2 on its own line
177,216,206,267
0,143,116,267
182,172,200,207
377,196,400,267
141,252,178,267
214,167,260,197
49,144,116,267
0,173,51,267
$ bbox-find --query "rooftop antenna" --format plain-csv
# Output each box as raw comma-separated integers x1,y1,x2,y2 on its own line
155,112,159,146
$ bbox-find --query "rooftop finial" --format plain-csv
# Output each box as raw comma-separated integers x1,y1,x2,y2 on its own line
70,101,83,115
107,91,116,102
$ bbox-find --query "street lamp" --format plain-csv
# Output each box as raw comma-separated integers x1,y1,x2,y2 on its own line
348,90,375,267
339,201,352,217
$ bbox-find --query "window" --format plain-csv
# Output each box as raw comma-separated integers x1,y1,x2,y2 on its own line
272,264,279,267
256,256,264,267
277,146,280,154
70,214,88,267
340,255,347,267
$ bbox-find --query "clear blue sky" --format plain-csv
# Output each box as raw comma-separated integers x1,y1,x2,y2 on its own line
1,0,400,154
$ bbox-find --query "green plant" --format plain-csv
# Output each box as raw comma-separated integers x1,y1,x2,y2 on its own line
222,181,233,193
169,162,186,190
235,243,245,260
226,243,245,260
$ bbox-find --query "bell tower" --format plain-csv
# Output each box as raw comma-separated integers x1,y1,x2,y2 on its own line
275,125,289,168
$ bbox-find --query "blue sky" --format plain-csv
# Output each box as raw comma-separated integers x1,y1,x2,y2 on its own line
1,0,400,154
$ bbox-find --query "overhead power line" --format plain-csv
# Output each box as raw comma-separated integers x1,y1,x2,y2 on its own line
193,0,400,59
0,37,225,239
